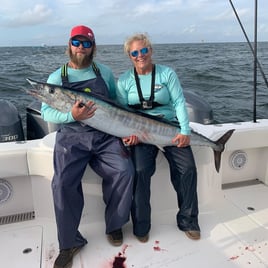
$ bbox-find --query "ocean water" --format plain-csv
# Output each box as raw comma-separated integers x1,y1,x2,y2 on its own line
0,42,268,129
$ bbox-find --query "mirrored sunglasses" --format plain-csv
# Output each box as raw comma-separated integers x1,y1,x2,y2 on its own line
130,47,149,57
71,39,93,48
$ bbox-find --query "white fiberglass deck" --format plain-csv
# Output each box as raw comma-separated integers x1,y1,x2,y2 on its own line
1,120,268,267
1,182,268,268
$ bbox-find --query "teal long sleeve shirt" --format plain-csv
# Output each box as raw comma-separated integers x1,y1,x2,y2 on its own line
41,62,117,124
117,64,191,135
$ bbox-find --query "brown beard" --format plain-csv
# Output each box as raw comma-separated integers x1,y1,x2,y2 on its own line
68,47,94,68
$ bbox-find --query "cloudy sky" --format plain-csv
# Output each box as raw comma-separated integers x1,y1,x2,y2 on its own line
0,0,267,47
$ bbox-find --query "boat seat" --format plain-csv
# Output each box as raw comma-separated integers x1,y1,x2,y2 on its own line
0,146,29,178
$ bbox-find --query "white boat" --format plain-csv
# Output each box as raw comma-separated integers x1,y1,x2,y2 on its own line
1,3,268,268
1,118,268,268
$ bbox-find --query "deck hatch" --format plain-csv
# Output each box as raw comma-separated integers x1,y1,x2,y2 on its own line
0,211,35,225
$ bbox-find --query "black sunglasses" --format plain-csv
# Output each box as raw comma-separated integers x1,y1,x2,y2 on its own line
71,39,93,48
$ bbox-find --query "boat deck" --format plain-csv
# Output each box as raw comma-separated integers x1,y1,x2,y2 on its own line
1,182,268,268
1,121,268,267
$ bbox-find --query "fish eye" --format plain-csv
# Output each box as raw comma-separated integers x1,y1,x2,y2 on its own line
45,85,55,94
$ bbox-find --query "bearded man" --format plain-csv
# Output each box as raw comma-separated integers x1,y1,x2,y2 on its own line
41,25,134,268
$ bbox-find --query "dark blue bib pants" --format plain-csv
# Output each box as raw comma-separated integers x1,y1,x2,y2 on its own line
131,143,200,237
52,67,134,250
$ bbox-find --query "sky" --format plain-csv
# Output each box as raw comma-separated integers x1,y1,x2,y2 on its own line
0,0,267,47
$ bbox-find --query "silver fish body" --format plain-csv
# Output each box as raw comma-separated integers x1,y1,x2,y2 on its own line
26,78,234,172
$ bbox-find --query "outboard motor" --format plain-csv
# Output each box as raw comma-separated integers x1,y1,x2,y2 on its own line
184,90,214,125
26,101,60,140
0,99,25,142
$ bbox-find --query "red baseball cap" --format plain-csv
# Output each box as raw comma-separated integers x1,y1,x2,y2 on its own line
70,25,95,41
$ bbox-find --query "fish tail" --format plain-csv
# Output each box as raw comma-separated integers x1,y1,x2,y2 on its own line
213,129,235,172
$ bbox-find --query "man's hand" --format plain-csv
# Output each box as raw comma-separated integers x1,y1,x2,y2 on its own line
72,100,96,121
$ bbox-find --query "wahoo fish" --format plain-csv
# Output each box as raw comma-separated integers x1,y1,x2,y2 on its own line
26,78,234,172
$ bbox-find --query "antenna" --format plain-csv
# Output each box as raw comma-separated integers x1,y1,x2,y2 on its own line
253,0,257,122
229,0,268,90
229,0,268,122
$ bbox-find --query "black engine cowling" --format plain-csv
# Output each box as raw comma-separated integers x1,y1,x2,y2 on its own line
0,99,25,142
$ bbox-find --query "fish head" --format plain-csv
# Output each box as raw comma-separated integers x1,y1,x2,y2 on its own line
26,78,76,112
27,79,60,99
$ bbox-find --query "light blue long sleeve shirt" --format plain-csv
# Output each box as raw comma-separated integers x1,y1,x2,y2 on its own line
117,64,191,135
41,62,117,124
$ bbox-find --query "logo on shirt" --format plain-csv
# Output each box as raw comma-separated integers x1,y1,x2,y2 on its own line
154,84,163,92
84,88,91,93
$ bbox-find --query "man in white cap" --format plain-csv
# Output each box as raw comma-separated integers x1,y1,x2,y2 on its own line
41,25,134,268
